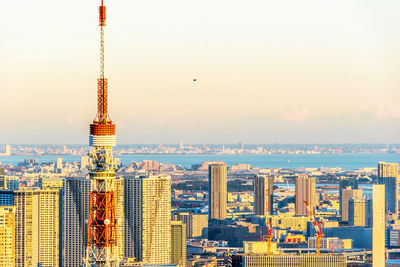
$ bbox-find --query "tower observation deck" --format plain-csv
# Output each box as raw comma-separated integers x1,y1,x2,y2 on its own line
85,0,119,266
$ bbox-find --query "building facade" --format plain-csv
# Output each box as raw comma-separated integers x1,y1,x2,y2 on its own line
341,187,362,222
208,163,227,220
373,184,385,266
378,162,399,216
15,189,59,267
172,212,208,239
124,175,171,264
0,206,15,266
243,254,346,267
348,197,366,227
62,177,90,267
295,175,316,216
171,221,186,265
254,175,274,216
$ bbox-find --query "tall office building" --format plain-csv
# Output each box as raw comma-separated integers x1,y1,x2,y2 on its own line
254,175,274,216
5,145,11,156
0,206,15,266
80,156,89,170
171,220,187,265
295,175,317,216
14,189,59,267
0,168,5,189
373,184,385,266
341,187,363,222
115,177,125,259
62,177,90,267
209,163,227,220
56,157,63,173
378,162,399,216
366,197,373,228
348,197,366,227
339,178,358,216
172,212,208,239
0,190,14,206
124,175,171,263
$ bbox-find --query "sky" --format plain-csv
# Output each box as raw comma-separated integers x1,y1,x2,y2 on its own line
1,0,400,144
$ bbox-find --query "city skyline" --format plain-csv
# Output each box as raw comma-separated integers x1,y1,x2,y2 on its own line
1,0,400,144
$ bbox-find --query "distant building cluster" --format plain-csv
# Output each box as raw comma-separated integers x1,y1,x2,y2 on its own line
0,156,398,266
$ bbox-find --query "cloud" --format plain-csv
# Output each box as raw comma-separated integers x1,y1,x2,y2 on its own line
282,108,313,122
376,102,400,120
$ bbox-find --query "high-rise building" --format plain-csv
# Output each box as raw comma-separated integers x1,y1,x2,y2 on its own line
14,189,59,267
171,220,186,265
378,162,399,216
172,212,208,239
366,197,373,228
339,178,358,216
115,177,125,259
209,163,227,220
5,145,11,156
295,175,316,216
80,156,89,170
56,157,63,173
373,184,385,266
348,197,366,227
124,175,171,263
0,206,15,266
62,177,90,267
254,175,274,216
0,190,14,206
0,168,5,189
341,187,363,222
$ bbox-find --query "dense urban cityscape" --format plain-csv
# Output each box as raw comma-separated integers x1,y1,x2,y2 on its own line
2,0,399,266
0,144,399,266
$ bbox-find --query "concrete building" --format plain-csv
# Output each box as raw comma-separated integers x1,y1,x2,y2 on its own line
0,168,5,190
378,162,399,216
308,237,352,249
15,189,59,267
62,177,90,267
348,197,366,227
0,190,14,206
295,175,316,216
243,254,346,267
373,184,385,266
172,212,208,239
56,157,63,173
115,177,125,260
124,175,171,264
171,221,186,265
208,163,227,220
341,187,363,222
339,178,358,215
254,175,274,216
0,206,15,266
80,156,89,170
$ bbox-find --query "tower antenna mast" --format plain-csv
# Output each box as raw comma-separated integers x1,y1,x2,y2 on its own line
85,0,119,266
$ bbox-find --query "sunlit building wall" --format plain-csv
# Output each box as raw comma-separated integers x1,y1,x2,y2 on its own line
0,206,15,266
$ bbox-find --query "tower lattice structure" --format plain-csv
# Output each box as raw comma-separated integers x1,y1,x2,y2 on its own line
85,0,119,266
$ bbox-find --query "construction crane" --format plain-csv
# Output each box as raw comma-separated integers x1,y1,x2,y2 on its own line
259,216,273,256
85,0,119,266
304,200,324,256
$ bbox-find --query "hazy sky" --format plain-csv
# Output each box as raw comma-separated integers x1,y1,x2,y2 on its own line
1,0,400,144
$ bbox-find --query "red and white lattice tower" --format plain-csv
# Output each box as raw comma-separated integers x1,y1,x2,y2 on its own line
85,1,119,266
